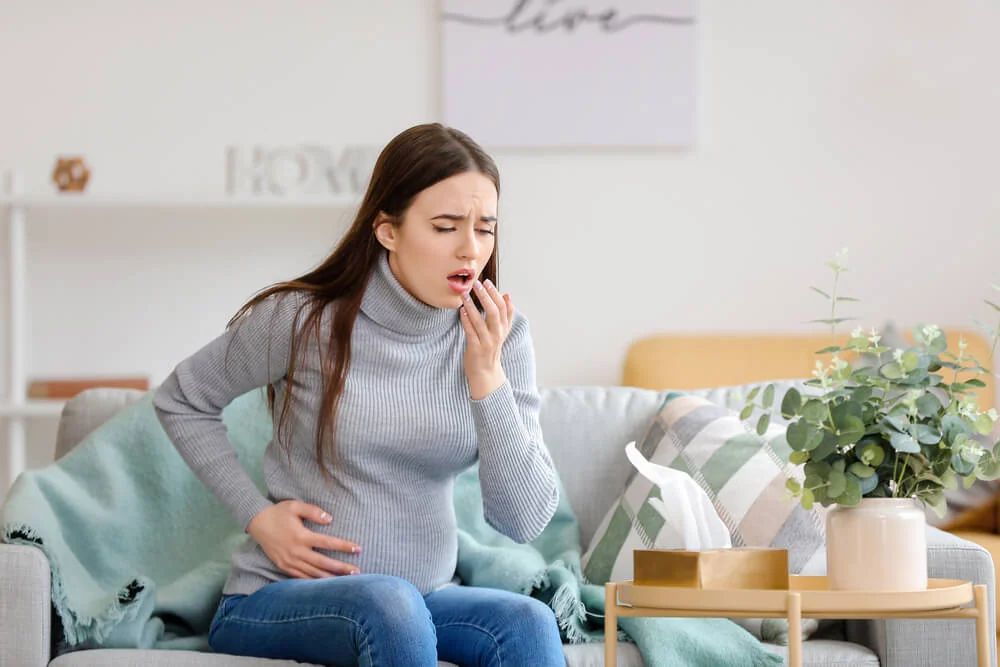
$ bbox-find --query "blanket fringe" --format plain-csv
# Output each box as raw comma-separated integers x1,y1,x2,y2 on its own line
3,521,150,649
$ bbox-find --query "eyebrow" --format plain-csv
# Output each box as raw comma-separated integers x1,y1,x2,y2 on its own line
431,213,497,223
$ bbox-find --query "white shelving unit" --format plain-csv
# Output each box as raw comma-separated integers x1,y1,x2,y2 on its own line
1,168,356,491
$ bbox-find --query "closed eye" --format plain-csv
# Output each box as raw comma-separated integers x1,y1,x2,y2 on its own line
434,226,496,236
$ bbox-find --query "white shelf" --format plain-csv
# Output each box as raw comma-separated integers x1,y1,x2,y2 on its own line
0,193,358,209
0,400,66,418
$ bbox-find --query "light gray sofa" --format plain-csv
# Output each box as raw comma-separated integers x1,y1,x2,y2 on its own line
1,384,996,667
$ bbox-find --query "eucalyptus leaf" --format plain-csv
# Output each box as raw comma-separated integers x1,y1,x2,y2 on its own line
802,400,828,424
810,432,839,460
913,424,942,445
785,478,801,494
787,420,809,450
889,432,920,453
848,462,875,478
901,350,921,372
747,386,761,402
881,362,905,380
858,442,886,467
804,428,825,451
827,470,846,498
976,414,993,435
831,400,863,426
838,475,862,505
942,414,971,442
739,405,754,421
951,453,976,476
781,388,802,419
856,471,879,495
810,286,831,299
924,490,947,519
801,489,815,510
789,450,810,464
837,416,865,445
757,413,771,436
763,384,776,409
916,393,941,418
977,456,1000,481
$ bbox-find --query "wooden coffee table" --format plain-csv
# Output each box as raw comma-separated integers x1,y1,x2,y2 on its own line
604,576,991,667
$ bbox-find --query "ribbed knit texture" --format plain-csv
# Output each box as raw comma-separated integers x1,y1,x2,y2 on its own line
153,252,559,596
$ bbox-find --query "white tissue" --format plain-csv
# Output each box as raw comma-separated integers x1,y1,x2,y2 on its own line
625,441,732,550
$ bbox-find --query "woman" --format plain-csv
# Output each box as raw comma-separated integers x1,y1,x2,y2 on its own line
152,123,563,666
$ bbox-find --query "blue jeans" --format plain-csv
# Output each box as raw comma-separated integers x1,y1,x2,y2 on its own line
208,574,565,667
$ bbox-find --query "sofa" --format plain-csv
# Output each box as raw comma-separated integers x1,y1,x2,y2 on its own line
1,383,996,667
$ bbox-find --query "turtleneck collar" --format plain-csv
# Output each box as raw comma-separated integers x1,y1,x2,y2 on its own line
360,251,459,337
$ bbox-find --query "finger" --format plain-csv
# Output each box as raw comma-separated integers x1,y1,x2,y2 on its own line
483,280,508,333
306,551,358,576
473,280,502,335
462,292,488,339
307,532,362,555
503,293,514,326
285,566,310,579
459,301,480,344
295,560,333,579
298,504,332,525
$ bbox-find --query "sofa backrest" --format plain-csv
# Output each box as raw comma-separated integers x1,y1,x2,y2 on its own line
54,385,670,547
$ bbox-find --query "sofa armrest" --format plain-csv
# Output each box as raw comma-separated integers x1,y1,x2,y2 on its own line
844,525,996,667
0,543,52,667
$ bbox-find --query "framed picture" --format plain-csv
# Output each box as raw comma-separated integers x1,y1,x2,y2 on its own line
441,0,697,148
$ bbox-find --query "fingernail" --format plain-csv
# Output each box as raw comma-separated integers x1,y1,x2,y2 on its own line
320,512,330,521
474,279,483,290
484,279,494,290
352,546,361,554
351,569,361,575
463,291,471,301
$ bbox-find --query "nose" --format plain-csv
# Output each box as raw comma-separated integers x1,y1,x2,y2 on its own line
456,226,480,260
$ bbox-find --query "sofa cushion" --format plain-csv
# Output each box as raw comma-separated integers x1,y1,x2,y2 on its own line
47,645,645,667
582,392,827,585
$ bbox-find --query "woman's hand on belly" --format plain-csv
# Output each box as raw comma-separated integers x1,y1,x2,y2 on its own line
247,500,362,579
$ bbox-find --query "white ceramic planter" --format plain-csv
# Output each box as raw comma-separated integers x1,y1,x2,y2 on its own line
826,498,928,591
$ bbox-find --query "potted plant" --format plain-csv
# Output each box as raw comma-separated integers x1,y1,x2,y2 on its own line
743,249,1000,591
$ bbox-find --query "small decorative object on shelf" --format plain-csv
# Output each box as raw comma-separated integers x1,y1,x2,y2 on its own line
51,157,91,192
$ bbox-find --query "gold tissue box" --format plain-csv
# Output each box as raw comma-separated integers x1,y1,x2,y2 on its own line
633,548,789,590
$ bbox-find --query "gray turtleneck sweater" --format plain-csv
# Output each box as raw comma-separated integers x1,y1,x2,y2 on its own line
152,253,559,597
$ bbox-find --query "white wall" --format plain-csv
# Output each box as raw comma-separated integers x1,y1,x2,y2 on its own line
2,1,1000,494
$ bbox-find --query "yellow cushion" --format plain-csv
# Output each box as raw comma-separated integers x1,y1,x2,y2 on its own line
622,328,995,410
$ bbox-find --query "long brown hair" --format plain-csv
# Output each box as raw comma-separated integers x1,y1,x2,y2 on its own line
227,123,500,474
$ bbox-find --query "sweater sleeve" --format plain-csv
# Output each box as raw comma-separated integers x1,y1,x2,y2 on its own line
470,311,559,543
153,291,307,531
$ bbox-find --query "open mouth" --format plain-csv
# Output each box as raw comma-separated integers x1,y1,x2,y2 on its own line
447,269,474,293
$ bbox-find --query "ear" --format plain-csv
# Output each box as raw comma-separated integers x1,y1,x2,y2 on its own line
373,212,398,251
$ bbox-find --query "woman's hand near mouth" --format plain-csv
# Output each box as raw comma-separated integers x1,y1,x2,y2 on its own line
459,278,513,400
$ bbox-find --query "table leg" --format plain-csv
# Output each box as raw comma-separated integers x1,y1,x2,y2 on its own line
975,584,991,667
787,592,802,667
605,583,618,667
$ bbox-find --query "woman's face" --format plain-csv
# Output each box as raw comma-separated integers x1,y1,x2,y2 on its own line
375,171,498,310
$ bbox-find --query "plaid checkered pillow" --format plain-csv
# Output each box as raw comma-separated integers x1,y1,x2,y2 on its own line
582,391,827,586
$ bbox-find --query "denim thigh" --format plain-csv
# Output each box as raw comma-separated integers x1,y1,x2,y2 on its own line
208,574,438,667
425,585,565,667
